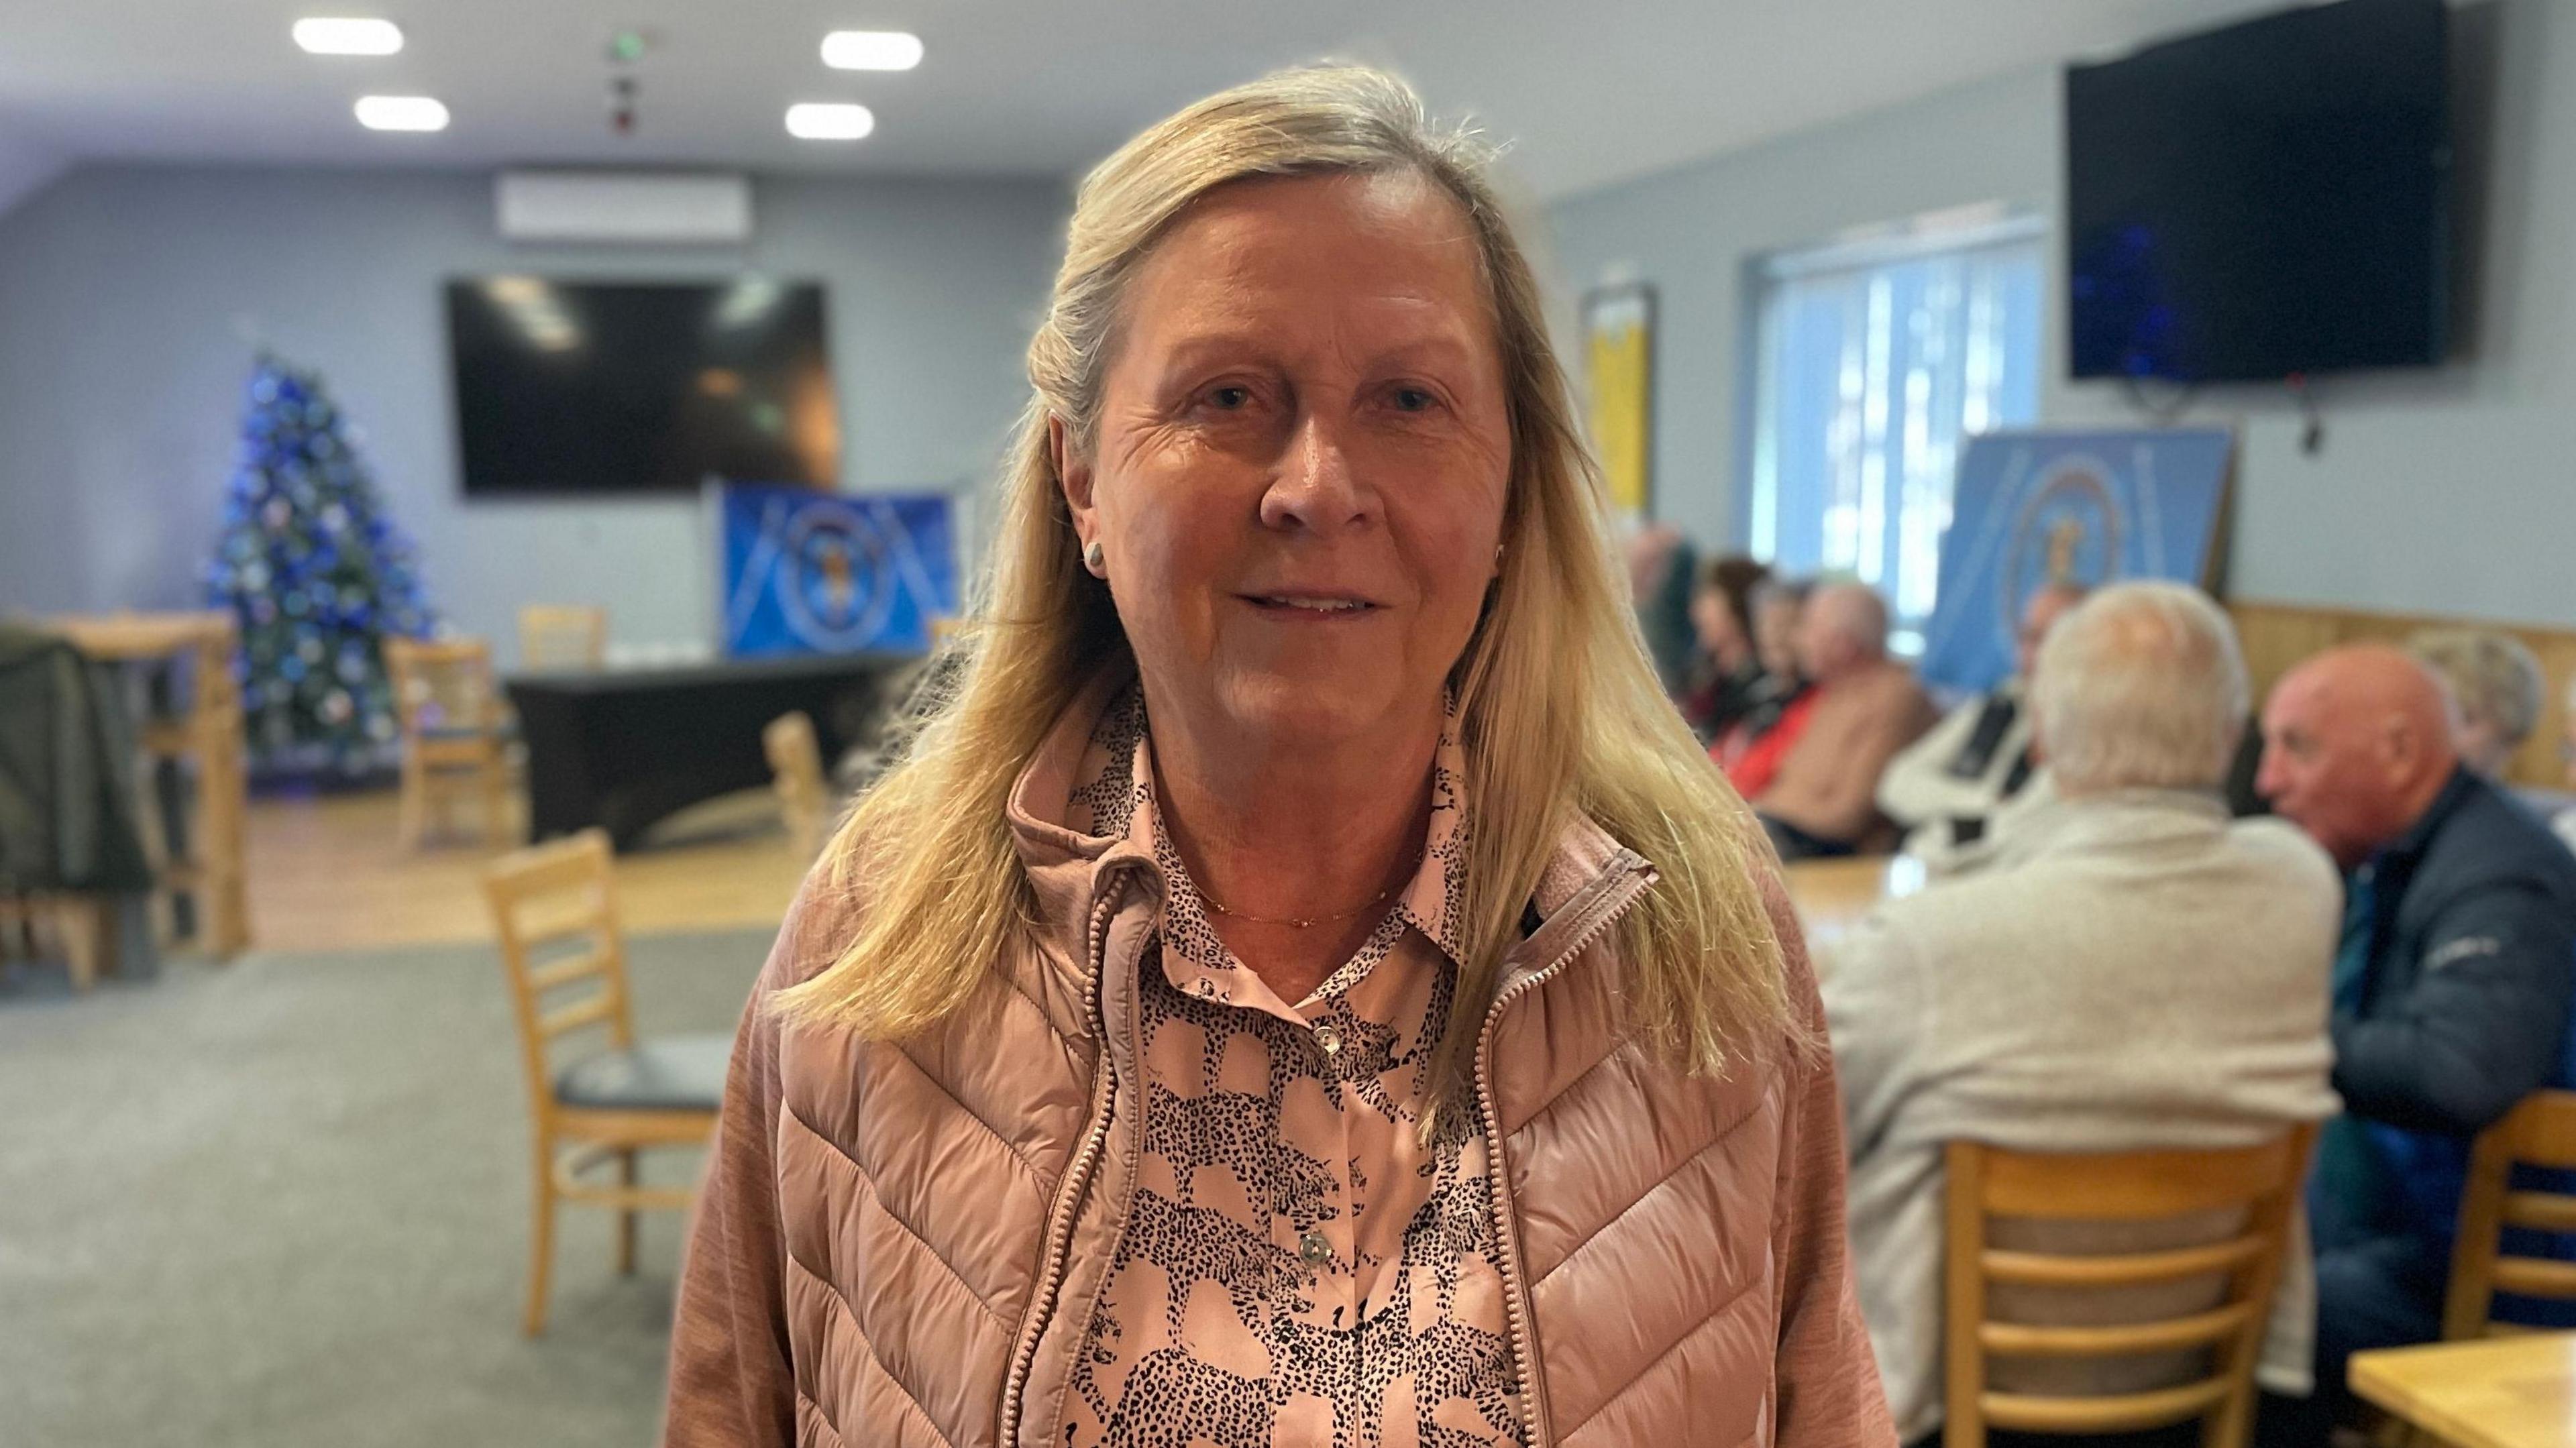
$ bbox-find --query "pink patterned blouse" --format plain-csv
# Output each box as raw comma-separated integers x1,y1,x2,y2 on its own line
1058,687,1525,1448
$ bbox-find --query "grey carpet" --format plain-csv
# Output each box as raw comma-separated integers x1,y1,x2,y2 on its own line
0,926,776,1448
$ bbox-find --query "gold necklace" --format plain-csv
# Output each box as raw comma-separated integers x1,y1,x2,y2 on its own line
1198,850,1422,930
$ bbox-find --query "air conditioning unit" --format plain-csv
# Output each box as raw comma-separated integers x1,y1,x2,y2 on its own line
494,170,753,245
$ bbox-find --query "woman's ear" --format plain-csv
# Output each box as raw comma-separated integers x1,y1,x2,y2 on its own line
1051,414,1096,543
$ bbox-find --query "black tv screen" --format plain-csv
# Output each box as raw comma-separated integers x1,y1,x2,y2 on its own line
446,278,839,495
2066,0,2451,382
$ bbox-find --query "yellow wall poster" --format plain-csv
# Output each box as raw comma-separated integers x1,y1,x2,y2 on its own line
1583,282,1656,523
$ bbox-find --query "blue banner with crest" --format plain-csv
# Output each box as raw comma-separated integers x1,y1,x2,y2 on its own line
1919,428,2233,695
716,483,957,658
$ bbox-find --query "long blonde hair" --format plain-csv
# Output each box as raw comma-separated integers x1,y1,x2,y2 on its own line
775,64,1792,1101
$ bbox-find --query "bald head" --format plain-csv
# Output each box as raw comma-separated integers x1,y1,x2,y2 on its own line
2257,645,2461,868
1794,582,1890,683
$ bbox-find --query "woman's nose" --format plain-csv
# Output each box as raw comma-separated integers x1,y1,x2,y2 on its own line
1258,410,1373,534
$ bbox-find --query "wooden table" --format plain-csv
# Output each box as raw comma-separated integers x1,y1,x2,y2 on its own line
2351,1333,2576,1448
1781,854,1927,960
43,610,252,958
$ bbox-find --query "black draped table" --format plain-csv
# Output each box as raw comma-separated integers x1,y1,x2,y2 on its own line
505,652,910,850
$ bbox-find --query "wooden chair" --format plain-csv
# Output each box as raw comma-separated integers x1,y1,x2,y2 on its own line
1943,1126,2317,1448
518,604,608,672
47,611,252,957
384,636,511,848
2442,1090,2576,1339
763,710,833,856
484,829,726,1335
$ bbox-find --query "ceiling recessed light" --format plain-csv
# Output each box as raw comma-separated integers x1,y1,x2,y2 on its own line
786,103,875,141
355,95,449,132
293,17,404,56
820,30,922,71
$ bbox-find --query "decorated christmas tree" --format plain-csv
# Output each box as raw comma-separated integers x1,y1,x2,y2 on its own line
205,353,436,776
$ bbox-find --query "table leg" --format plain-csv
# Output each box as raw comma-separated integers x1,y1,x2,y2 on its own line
54,897,113,990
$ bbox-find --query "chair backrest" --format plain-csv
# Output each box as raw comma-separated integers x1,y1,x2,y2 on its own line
763,710,832,854
383,636,499,738
518,605,608,672
2443,1090,2576,1339
1943,1125,2316,1448
483,830,633,1115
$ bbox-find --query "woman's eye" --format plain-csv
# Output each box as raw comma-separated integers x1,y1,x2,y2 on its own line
1390,386,1438,412
1203,385,1252,410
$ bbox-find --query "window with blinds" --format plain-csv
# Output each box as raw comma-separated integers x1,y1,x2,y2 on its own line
1747,215,2045,651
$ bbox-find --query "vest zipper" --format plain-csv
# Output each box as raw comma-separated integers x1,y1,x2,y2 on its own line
998,868,1134,1445
1474,854,1651,1448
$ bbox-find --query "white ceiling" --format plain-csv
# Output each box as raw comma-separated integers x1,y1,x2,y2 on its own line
0,0,2292,203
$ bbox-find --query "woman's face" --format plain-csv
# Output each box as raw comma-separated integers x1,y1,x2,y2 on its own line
1754,597,1801,677
1058,171,1513,750
2454,711,2512,777
1690,588,1748,669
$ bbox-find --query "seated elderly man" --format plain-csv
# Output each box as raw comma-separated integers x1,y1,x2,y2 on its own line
1750,581,1935,860
1825,582,2339,1445
1877,581,2087,862
2252,645,2576,1444
2410,627,2546,779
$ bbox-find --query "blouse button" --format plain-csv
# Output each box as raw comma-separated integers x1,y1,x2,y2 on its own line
1299,1231,1333,1267
1313,1021,1342,1056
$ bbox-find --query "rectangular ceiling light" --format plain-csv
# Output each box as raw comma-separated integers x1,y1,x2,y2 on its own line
820,31,923,70
293,17,405,55
786,103,874,140
356,95,449,131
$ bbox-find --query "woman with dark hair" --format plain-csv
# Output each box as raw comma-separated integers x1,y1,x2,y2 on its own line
1713,575,1816,773
1679,553,1772,744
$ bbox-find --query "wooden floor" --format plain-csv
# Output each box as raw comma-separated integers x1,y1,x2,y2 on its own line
239,786,812,954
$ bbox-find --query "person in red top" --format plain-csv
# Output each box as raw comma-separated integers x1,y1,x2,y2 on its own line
1726,682,1822,797
1713,577,1814,777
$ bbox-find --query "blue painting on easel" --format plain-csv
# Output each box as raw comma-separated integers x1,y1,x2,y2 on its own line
716,484,957,658
1918,428,2233,694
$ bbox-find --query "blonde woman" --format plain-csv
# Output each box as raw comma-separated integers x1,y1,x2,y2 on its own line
2408,627,2545,779
665,66,1890,1448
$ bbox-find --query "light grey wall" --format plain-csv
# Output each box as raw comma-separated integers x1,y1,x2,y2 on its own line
1548,0,2576,626
0,164,1065,659
0,129,64,219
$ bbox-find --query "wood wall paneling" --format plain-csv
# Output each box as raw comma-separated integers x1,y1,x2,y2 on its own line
2229,599,2576,791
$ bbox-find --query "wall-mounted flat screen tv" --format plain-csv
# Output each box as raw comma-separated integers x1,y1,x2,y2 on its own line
2065,0,2451,382
447,277,839,495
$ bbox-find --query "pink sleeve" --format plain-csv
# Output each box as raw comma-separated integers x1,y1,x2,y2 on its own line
1761,875,1900,1447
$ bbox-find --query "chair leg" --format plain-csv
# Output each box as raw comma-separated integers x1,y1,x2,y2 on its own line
616,1148,639,1276
398,752,426,850
523,1143,557,1337
483,754,511,848
56,897,110,991
205,746,251,958
2207,1384,2254,1448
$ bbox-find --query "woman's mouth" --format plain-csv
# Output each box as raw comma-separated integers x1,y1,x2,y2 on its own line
1243,593,1378,616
